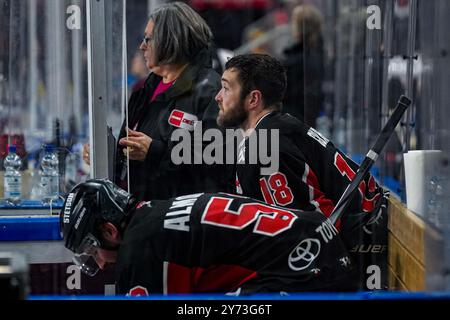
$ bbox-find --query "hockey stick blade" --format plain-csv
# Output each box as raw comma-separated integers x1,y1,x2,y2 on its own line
329,95,411,226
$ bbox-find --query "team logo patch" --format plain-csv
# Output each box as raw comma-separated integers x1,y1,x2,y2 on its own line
288,238,321,271
128,286,149,296
169,110,198,131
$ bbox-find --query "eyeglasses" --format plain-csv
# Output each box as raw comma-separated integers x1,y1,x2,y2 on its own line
142,35,152,45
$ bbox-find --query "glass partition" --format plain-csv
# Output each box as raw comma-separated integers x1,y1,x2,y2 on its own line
0,0,129,295
414,0,450,289
0,0,90,204
220,0,450,290
0,0,132,204
1,0,450,296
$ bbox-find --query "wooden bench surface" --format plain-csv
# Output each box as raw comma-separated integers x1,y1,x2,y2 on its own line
388,196,444,291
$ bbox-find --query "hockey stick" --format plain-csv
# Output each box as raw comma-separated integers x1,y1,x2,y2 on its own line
329,95,411,227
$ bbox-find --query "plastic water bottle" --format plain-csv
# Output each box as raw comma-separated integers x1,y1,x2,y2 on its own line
3,145,22,205
40,144,59,204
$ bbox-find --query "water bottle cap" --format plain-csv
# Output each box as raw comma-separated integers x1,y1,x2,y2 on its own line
8,145,17,153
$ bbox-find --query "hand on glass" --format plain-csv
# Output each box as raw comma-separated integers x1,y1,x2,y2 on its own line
119,128,152,161
83,143,90,165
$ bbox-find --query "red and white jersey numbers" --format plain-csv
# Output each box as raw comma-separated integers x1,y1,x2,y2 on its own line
201,196,298,237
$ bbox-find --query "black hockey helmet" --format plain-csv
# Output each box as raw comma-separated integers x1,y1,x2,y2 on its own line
60,179,137,254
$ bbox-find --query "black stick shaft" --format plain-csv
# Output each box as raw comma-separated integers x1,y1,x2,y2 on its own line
329,95,411,226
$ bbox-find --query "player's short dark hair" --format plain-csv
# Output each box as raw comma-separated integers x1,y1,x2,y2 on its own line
149,2,213,65
225,54,287,111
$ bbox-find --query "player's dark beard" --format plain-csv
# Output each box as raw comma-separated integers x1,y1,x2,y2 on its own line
217,99,248,128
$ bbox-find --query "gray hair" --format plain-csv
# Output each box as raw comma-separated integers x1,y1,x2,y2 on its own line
149,2,213,65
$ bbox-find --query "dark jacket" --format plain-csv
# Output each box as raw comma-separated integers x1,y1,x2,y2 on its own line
282,40,324,128
115,49,228,200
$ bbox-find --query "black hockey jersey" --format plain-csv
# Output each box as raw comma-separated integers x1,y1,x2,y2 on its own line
234,112,383,225
115,193,357,296
231,112,388,289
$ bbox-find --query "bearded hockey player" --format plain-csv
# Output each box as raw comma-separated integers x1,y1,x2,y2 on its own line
215,54,389,289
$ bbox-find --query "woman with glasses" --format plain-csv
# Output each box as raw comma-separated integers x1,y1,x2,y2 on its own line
83,2,229,201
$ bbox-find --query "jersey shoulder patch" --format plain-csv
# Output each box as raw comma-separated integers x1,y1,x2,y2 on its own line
307,127,330,148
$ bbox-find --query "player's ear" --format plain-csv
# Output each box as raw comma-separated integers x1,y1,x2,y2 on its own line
100,222,120,243
247,90,262,110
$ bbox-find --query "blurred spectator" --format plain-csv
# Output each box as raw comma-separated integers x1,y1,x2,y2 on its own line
129,50,149,92
236,8,290,58
190,0,273,50
282,4,324,128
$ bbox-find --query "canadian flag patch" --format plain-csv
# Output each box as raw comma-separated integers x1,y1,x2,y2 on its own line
168,109,198,131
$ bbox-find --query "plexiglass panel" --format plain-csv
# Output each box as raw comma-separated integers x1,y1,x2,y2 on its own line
1,0,450,296
1,0,90,203
0,0,133,203
0,0,127,295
